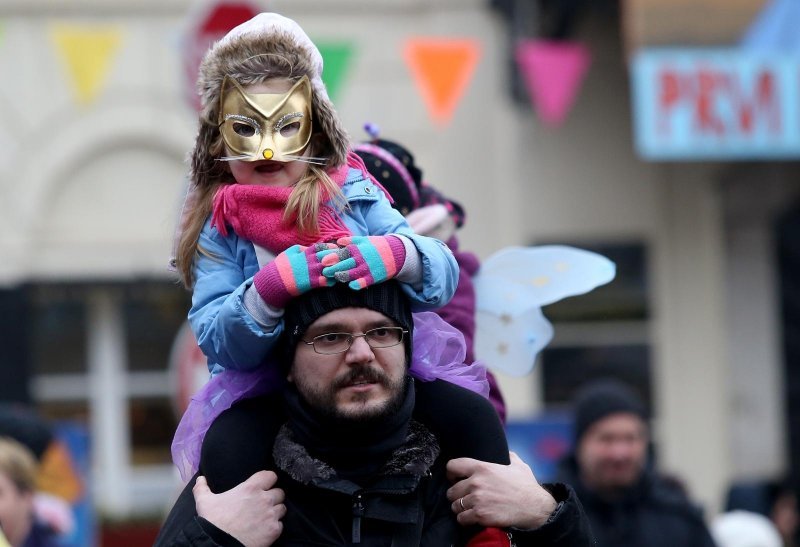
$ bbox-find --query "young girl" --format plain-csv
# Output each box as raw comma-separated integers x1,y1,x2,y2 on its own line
172,12,509,506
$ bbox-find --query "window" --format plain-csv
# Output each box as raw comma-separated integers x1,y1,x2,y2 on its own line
538,242,652,411
29,281,190,466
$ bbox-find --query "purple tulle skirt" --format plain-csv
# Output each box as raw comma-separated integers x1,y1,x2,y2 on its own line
171,311,490,481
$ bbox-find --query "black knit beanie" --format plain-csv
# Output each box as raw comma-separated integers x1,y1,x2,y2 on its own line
573,379,648,442
283,281,414,365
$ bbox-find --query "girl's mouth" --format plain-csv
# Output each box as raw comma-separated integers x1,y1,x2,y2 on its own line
254,161,283,174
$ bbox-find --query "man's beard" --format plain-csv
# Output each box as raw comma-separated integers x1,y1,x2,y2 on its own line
296,364,408,425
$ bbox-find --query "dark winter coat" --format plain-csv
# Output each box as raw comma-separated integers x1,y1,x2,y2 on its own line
156,381,594,547
156,427,594,546
558,456,716,547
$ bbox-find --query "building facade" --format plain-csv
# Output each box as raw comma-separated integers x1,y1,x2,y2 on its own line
0,0,793,520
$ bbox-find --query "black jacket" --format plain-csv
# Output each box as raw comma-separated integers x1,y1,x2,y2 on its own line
156,436,594,546
155,392,594,546
156,473,593,547
271,420,461,545
557,456,715,547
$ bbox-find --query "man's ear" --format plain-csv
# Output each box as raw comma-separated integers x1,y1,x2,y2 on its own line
286,371,294,383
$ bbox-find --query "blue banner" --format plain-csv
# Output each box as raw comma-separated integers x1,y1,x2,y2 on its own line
631,48,800,160
505,414,572,483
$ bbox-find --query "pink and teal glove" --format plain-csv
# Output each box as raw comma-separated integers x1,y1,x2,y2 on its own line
322,235,407,290
253,243,340,308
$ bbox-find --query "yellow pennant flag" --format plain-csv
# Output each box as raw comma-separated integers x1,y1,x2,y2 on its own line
403,38,481,127
50,24,122,106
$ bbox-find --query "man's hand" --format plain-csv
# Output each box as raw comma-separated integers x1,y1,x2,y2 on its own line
446,452,558,530
193,470,286,546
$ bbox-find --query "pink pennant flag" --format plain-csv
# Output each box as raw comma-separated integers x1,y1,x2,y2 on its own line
516,39,590,128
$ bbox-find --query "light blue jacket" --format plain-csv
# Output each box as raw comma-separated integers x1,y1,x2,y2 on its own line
189,168,459,373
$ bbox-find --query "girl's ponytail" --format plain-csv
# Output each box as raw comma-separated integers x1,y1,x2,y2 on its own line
286,162,345,237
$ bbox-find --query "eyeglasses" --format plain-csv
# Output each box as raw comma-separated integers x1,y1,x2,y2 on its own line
303,327,408,355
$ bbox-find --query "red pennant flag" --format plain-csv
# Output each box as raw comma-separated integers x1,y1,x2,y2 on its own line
181,1,262,111
403,38,481,127
516,40,590,128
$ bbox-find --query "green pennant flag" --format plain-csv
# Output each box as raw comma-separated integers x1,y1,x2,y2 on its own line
316,42,354,102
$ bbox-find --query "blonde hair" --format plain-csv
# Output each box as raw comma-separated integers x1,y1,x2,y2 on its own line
175,30,351,288
0,437,37,494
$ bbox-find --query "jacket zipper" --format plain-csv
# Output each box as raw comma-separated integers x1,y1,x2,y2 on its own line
352,491,365,544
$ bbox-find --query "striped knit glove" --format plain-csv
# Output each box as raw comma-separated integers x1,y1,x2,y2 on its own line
322,235,407,290
253,243,340,308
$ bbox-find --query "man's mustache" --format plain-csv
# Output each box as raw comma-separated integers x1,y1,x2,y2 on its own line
332,365,389,389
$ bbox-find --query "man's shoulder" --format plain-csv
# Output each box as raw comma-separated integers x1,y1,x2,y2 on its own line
646,474,707,522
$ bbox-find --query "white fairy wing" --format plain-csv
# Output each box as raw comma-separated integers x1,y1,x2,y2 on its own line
475,245,616,310
473,245,616,376
474,307,553,377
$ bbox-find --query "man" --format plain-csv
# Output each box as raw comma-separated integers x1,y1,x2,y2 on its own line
156,282,593,546
558,379,716,547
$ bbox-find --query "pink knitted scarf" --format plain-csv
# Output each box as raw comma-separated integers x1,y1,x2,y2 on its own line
211,153,387,254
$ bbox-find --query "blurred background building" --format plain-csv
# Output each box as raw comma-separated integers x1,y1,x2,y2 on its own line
0,0,797,541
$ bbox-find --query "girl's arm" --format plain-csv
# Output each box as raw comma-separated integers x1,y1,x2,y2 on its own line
345,178,459,310
189,221,284,372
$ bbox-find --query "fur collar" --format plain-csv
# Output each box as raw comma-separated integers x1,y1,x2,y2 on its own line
273,420,440,485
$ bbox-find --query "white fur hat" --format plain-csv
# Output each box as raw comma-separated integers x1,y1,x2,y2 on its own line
213,13,330,104
190,12,350,189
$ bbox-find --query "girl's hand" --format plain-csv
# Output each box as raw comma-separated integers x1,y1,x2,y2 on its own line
253,243,340,308
322,235,407,290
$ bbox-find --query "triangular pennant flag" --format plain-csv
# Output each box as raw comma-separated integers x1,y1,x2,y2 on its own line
403,38,480,127
50,24,122,106
181,1,261,111
316,41,354,102
516,39,590,128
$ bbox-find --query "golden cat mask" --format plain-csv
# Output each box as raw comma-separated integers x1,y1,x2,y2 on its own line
218,75,314,162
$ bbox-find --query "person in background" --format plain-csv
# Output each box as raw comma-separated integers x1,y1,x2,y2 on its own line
0,406,78,539
353,129,507,421
557,378,716,547
725,477,799,546
0,437,59,547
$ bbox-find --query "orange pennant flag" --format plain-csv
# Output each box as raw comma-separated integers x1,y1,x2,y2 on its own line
51,24,122,106
403,38,481,127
